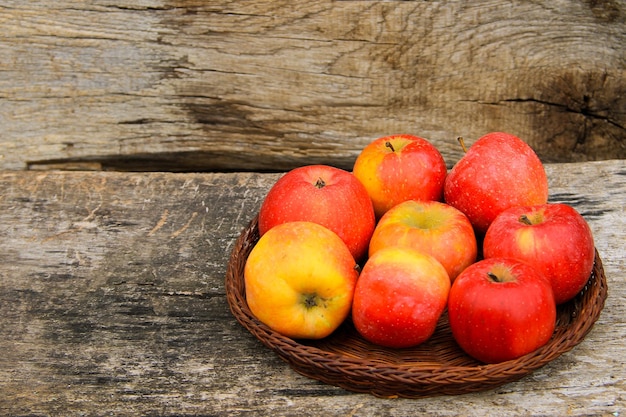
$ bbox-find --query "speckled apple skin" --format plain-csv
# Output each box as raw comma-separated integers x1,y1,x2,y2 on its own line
368,200,477,282
444,132,548,235
245,221,359,340
353,134,447,218
483,203,595,305
448,258,556,364
352,247,450,349
258,164,375,261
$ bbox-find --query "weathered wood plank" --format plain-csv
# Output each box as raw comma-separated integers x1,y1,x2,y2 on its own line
1,1,624,172
0,160,624,415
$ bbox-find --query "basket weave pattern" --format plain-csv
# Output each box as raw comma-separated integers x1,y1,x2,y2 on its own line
225,215,608,398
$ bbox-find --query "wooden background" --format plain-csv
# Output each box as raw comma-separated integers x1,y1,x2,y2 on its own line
0,161,624,415
1,2,625,414
1,0,624,172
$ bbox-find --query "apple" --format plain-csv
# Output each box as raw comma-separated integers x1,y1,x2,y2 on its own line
258,164,375,261
352,134,447,218
244,221,359,339
443,132,549,235
368,200,477,282
448,258,556,363
351,247,450,348
483,203,595,305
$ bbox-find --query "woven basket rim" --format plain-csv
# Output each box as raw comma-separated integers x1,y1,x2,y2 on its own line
225,215,608,398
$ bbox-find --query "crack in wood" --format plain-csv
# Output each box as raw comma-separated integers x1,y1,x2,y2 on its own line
495,98,626,131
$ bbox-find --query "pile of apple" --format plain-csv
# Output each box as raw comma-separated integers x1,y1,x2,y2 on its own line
243,132,596,364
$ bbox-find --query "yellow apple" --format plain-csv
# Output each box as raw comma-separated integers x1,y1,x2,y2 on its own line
244,221,359,339
369,200,477,282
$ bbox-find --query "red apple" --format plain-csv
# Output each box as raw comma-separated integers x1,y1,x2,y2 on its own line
258,164,375,261
483,203,595,305
448,258,556,363
353,134,447,218
352,247,450,348
444,132,548,235
368,200,477,282
245,221,359,339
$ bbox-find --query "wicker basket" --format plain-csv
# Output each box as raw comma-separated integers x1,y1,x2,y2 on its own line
225,215,608,398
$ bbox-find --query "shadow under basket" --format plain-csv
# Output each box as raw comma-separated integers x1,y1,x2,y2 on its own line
225,215,608,399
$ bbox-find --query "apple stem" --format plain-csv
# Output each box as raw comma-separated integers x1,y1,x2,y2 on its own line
385,141,395,152
487,272,501,283
519,214,533,225
315,177,326,189
457,137,468,153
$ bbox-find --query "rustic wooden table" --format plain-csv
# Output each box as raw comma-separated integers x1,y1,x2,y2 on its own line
2,1,624,414
0,159,624,416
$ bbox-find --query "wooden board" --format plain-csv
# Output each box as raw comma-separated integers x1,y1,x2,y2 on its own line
1,1,624,172
0,160,624,415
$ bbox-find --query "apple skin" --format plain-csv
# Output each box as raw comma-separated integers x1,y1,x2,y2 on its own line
353,134,447,218
258,164,375,261
483,203,595,305
443,132,548,235
244,221,359,340
352,247,451,348
448,258,556,364
368,200,477,282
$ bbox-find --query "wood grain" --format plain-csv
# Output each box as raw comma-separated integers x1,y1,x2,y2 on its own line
1,1,624,172
0,160,624,415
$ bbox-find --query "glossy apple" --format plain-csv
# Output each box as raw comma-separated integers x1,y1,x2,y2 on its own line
483,203,595,305
245,221,359,339
352,247,450,348
353,134,447,218
443,132,548,235
448,258,556,363
258,164,375,261
368,200,477,282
